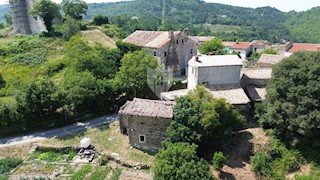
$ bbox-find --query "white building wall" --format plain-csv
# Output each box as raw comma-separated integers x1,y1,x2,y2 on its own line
188,65,241,89
230,49,248,59
187,66,198,89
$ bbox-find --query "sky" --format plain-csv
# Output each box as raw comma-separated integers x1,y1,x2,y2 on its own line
1,0,320,12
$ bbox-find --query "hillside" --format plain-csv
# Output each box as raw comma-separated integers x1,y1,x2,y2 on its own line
1,1,320,42
86,0,320,43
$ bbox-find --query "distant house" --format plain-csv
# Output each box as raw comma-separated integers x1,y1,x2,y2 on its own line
123,30,198,76
118,98,175,154
257,54,285,68
250,40,269,53
223,41,251,59
285,43,320,57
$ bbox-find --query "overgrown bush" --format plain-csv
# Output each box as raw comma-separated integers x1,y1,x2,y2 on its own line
0,157,23,179
250,137,303,179
212,151,227,171
72,165,92,180
10,48,47,66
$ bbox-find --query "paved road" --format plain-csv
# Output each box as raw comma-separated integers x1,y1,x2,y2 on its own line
0,114,118,147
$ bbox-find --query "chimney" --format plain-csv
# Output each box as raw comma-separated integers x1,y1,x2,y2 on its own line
195,56,200,62
236,40,239,44
169,30,174,39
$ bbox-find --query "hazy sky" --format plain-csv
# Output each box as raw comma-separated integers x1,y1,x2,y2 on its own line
1,0,320,12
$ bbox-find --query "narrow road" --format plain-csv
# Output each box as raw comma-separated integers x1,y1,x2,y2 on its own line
0,114,118,147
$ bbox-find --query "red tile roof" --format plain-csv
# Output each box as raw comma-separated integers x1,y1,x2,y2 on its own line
231,42,251,50
123,30,181,48
288,43,320,53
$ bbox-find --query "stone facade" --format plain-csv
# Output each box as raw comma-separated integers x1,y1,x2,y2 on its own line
9,0,46,34
123,30,198,76
119,98,174,154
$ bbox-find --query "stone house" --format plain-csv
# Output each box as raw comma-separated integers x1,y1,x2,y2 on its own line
250,40,269,53
123,30,198,76
241,68,272,102
118,98,175,154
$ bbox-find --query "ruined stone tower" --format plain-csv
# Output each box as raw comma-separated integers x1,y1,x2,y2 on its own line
9,0,46,34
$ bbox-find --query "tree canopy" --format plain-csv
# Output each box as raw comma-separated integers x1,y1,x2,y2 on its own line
31,0,61,32
199,38,225,55
165,86,246,146
153,142,214,180
114,49,158,98
262,51,320,148
62,0,88,20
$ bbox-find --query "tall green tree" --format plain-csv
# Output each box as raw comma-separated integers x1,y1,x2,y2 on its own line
262,51,320,148
31,0,61,32
15,79,64,129
199,38,225,55
61,16,81,40
154,142,214,180
65,36,117,79
62,0,88,20
165,86,245,146
114,49,158,98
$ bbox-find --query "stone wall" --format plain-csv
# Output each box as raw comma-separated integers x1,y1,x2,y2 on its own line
9,0,46,34
120,115,172,154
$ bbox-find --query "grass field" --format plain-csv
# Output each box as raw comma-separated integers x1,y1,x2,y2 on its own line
81,29,117,49
42,121,154,165
196,24,241,33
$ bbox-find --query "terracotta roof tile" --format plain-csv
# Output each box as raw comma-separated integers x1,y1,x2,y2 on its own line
230,42,251,50
123,30,181,48
288,43,320,53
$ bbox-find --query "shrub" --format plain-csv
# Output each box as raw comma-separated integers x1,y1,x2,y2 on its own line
212,151,227,171
72,165,92,180
250,151,272,177
10,48,47,66
0,157,23,179
250,137,303,179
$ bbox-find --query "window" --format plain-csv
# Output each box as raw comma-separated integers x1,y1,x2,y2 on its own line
176,39,179,44
154,52,157,56
164,51,167,57
182,39,184,43
139,135,145,143
191,49,193,54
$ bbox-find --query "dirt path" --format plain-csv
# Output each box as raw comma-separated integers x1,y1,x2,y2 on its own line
218,123,270,180
0,114,118,147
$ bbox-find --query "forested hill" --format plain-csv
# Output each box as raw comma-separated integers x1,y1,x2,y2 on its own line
1,0,320,43
85,0,320,43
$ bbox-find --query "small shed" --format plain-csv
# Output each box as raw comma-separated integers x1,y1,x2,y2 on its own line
118,98,175,154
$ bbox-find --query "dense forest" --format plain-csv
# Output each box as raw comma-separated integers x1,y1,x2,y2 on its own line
1,0,320,43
